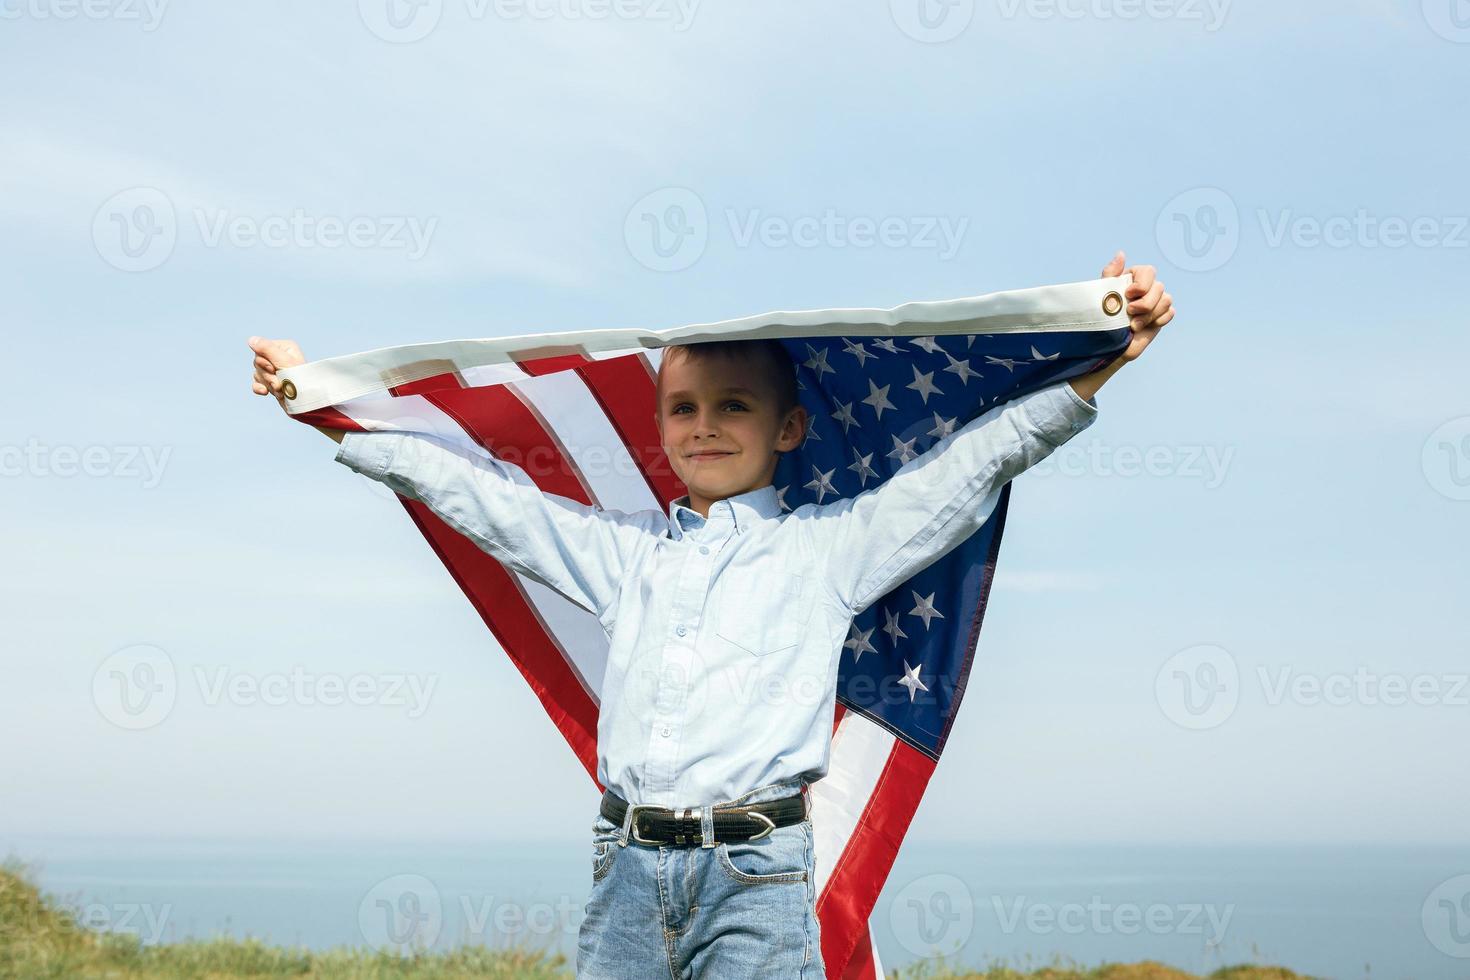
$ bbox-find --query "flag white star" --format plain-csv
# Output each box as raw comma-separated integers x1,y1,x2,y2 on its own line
1030,344,1060,362
862,378,896,420
906,365,944,405
927,412,957,440
941,351,979,386
802,413,821,445
841,338,873,368
847,448,878,487
844,624,878,663
898,660,929,702
966,334,976,348
871,337,902,354
803,344,836,380
908,590,945,630
887,433,918,466
985,354,1021,372
882,607,908,646
775,484,790,512
910,335,943,355
804,464,838,503
830,400,858,434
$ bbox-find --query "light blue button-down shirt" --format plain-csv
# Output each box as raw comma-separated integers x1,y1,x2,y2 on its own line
334,380,1098,809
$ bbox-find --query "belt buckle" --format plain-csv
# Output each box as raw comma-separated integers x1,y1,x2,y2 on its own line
627,804,666,846
742,809,775,842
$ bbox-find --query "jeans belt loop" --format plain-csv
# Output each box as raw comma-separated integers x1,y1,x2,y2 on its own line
700,804,715,849
617,796,635,848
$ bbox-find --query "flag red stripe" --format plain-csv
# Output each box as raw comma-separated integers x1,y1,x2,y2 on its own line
571,353,686,506
839,924,878,980
399,498,602,780
818,740,934,976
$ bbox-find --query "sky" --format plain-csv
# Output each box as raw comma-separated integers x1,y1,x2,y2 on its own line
1,0,1467,853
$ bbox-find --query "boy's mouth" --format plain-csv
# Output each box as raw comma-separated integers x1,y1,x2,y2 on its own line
687,450,734,462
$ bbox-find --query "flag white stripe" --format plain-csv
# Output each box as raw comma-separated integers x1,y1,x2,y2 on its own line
810,711,898,896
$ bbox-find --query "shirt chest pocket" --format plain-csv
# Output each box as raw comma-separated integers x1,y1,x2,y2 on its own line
712,572,809,657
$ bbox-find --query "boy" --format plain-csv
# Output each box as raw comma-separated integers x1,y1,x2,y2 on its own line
249,253,1174,979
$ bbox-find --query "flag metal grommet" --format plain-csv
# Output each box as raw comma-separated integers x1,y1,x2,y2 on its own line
280,379,298,400
1102,291,1125,317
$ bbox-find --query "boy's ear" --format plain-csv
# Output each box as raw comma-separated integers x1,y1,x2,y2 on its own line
779,404,808,451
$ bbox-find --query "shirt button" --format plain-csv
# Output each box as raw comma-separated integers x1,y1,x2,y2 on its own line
699,546,709,555
661,726,671,737
676,626,687,636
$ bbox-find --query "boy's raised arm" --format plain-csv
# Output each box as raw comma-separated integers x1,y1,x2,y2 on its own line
333,429,662,626
802,251,1175,617
249,335,659,627
803,379,1100,618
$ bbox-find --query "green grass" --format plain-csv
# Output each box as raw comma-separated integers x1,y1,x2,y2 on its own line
0,860,569,979
0,861,1313,980
889,949,1317,980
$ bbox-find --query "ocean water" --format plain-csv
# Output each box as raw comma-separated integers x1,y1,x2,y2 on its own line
5,836,1469,980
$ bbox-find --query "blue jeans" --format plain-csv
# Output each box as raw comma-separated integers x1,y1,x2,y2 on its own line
576,776,826,979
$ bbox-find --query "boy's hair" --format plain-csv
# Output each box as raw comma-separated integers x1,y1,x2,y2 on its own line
660,339,800,418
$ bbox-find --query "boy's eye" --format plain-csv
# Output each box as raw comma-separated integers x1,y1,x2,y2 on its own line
672,401,748,414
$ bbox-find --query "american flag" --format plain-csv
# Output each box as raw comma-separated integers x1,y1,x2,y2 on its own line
280,274,1131,978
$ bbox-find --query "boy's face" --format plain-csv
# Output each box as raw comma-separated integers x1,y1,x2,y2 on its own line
654,349,807,515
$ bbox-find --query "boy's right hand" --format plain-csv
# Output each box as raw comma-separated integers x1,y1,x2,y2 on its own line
248,335,305,408
248,336,343,442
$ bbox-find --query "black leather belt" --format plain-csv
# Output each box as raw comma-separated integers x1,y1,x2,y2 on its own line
600,789,807,846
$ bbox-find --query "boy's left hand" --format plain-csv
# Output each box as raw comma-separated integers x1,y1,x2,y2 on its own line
1102,250,1175,363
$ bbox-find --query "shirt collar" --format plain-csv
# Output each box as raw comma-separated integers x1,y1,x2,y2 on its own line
666,484,783,540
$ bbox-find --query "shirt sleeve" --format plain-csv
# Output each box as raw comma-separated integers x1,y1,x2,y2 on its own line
802,380,1099,616
334,429,662,625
